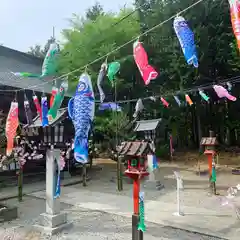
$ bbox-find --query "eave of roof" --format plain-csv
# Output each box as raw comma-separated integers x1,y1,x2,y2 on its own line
26,108,67,128
134,118,162,132
0,45,43,64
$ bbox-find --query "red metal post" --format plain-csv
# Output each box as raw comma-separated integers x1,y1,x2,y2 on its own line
133,178,140,215
207,154,212,176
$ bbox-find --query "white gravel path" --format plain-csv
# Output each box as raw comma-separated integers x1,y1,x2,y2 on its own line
0,196,224,240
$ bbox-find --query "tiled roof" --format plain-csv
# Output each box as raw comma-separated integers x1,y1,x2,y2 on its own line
0,71,54,94
27,108,67,128
117,141,152,156
200,137,218,145
0,46,71,95
134,118,162,132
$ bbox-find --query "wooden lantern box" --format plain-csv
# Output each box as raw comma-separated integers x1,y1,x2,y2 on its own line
22,108,74,150
118,141,152,180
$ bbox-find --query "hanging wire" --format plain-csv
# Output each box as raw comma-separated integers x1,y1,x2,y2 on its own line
0,0,205,94
115,76,240,104
104,56,108,65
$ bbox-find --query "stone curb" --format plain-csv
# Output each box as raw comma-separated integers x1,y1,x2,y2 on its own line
0,178,90,202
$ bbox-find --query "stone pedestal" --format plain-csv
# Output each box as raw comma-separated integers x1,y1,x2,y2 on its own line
0,205,18,222
143,155,164,191
34,149,72,235
143,170,164,190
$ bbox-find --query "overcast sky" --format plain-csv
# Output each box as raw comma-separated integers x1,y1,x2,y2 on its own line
0,0,133,52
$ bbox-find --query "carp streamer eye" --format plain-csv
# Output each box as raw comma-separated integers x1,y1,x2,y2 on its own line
78,83,86,92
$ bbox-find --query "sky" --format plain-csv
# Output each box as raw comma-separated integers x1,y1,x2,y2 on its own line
0,0,133,52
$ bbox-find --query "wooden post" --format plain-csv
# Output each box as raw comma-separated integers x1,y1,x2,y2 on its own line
115,81,123,191
208,131,216,195
17,166,23,202
138,229,143,240
132,214,139,240
82,164,87,187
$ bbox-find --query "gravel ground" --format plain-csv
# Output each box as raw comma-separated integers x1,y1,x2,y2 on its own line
0,196,224,240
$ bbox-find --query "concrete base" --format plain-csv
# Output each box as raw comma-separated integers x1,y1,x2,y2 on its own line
34,212,72,235
62,171,72,179
173,212,184,217
143,180,164,191
0,205,18,222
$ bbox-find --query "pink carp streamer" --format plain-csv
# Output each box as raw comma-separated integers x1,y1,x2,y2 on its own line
213,85,236,101
160,97,169,107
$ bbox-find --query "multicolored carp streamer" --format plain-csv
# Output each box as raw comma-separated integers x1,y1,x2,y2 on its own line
133,98,144,118
99,102,122,112
97,62,108,102
227,82,232,91
138,192,146,232
173,16,198,68
174,95,181,106
211,162,216,182
107,62,120,86
219,184,240,219
185,94,193,106
33,94,42,120
54,150,61,199
48,81,68,121
147,155,158,172
12,72,39,78
24,94,33,125
41,96,49,127
160,97,169,107
199,90,209,102
5,101,19,156
12,42,59,78
68,73,95,164
50,86,58,108
149,96,157,102
213,85,237,101
41,42,60,77
228,0,240,50
133,40,158,85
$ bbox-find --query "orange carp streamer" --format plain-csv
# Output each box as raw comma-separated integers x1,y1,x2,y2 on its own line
229,0,240,50
5,102,19,156
185,94,193,106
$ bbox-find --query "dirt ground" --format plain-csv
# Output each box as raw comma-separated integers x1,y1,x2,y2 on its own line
94,150,240,172
173,151,240,166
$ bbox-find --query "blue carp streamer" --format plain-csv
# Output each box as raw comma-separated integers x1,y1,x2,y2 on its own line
68,73,95,164
173,16,198,68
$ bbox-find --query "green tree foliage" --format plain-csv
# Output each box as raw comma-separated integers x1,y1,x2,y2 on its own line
59,6,140,93
28,44,44,58
57,0,240,151
28,37,55,58
86,1,104,21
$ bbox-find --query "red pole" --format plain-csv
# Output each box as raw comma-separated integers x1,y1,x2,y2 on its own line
207,154,213,176
133,178,140,215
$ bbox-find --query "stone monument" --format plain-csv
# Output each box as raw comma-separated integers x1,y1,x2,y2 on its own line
34,148,72,235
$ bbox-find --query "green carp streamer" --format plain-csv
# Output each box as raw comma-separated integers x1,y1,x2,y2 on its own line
138,191,146,232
